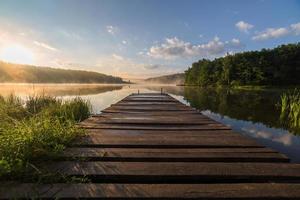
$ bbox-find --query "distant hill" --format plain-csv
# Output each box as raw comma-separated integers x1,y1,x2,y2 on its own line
0,61,125,83
144,73,184,85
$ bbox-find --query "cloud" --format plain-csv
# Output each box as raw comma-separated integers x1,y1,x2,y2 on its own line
112,53,124,61
59,30,83,40
291,22,300,35
122,40,127,45
143,64,162,70
106,25,118,35
137,51,144,56
235,21,254,33
33,41,58,51
252,22,300,41
252,27,290,41
147,37,244,59
241,126,293,146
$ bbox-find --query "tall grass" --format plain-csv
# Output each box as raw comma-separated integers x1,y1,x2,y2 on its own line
0,94,91,177
280,89,300,133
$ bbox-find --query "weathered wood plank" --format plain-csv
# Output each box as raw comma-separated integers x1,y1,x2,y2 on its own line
115,102,181,105
82,129,240,136
73,130,263,147
3,183,300,199
61,148,289,162
120,99,178,102
82,116,218,125
101,109,199,114
105,106,194,111
79,124,231,130
42,161,300,183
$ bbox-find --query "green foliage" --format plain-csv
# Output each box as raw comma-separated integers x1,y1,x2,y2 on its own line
0,95,91,177
185,43,300,86
145,73,185,85
280,89,300,132
42,97,92,122
26,95,57,114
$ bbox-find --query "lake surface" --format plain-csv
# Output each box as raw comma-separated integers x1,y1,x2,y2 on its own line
1,83,299,163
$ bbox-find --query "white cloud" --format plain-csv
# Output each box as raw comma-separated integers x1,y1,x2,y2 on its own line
147,37,244,60
122,40,127,45
252,22,300,41
252,27,289,41
106,25,118,35
235,21,254,33
137,51,144,56
291,22,300,35
112,53,124,61
59,30,83,40
33,41,58,51
226,38,245,48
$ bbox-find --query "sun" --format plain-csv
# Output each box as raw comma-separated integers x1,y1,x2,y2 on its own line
0,44,34,65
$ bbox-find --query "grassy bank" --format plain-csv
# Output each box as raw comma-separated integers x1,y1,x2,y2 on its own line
0,95,91,178
280,89,300,133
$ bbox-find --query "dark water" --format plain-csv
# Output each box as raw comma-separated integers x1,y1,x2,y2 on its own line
1,84,299,162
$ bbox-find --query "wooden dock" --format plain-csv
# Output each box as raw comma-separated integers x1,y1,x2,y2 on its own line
2,93,300,199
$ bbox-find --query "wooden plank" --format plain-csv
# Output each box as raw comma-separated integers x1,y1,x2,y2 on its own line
76,129,248,140
73,131,262,147
82,130,250,138
115,102,181,105
96,113,209,119
82,117,218,125
61,148,289,162
120,99,178,102
41,162,300,183
101,110,199,114
79,124,231,130
105,106,194,111
82,129,240,136
3,183,300,199
98,111,205,117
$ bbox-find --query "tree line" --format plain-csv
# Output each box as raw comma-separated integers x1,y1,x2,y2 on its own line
0,61,125,83
185,43,300,86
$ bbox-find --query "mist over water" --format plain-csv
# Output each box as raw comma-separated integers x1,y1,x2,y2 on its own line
1,83,299,162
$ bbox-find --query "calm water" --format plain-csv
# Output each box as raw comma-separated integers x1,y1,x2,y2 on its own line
1,84,299,163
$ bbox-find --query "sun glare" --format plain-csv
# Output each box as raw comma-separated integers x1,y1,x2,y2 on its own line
0,44,34,65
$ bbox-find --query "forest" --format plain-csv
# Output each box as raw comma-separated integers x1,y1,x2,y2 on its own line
184,43,300,86
0,61,125,83
144,73,184,85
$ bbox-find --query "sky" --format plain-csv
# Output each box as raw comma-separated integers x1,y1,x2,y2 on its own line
0,0,300,79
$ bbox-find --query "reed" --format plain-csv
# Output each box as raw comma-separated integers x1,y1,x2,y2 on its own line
0,94,91,177
280,89,300,133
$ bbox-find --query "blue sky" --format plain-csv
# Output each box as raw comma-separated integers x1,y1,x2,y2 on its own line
0,0,299,78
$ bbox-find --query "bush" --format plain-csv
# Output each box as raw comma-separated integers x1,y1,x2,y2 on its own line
0,95,91,177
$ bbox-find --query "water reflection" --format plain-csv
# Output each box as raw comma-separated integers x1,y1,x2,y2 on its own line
0,83,124,96
0,84,299,162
